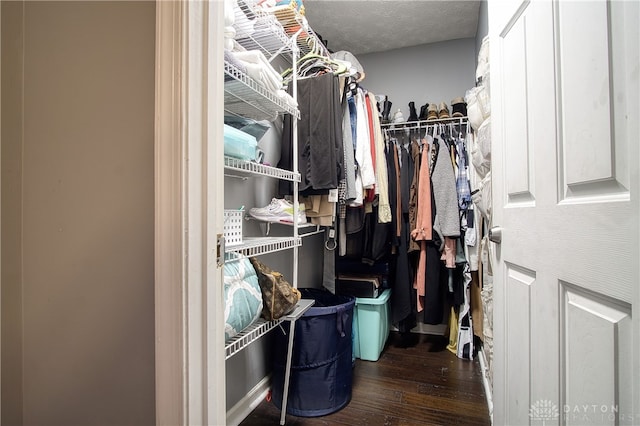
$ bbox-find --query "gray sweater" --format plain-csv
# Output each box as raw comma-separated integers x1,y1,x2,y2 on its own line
432,138,461,240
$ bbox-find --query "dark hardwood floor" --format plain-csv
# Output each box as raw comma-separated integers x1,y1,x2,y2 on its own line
241,332,491,425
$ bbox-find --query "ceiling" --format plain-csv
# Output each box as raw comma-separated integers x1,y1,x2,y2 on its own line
302,0,481,56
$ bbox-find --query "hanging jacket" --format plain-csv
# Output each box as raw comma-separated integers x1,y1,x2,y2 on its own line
341,91,357,203
355,90,376,189
432,137,461,239
366,91,392,223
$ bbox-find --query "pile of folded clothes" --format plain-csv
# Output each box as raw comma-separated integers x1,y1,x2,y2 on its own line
224,0,297,111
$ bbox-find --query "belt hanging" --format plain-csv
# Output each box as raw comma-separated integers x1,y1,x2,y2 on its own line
325,189,338,251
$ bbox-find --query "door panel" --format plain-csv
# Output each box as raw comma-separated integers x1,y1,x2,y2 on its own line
561,284,632,426
555,1,629,199
489,0,639,424
505,264,535,424
503,16,535,204
556,1,613,188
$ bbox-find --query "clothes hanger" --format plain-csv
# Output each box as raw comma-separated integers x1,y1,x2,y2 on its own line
281,52,347,79
297,58,332,78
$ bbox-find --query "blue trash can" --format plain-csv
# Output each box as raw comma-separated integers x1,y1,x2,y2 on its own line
271,288,355,417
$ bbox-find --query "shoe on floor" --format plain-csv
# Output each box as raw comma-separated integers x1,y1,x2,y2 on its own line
249,198,307,224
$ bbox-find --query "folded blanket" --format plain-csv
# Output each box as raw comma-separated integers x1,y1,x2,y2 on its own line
224,49,247,75
232,50,284,93
275,89,298,109
233,50,283,87
224,256,263,341
243,61,282,93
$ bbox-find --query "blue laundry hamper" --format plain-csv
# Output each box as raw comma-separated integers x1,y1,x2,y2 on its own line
271,288,356,417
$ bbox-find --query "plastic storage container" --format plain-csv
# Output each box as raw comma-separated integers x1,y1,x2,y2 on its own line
271,288,355,417
352,289,391,361
223,124,257,161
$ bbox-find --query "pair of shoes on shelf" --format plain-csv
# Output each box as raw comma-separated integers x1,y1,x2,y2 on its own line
409,97,467,121
438,102,450,119
427,102,453,120
437,98,468,120
418,103,430,121
451,97,467,118
391,108,405,124
381,97,392,123
408,101,419,122
426,103,439,121
249,198,307,225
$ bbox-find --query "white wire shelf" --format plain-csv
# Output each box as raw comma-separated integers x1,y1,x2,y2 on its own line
224,156,300,181
225,318,280,359
232,0,294,62
251,219,324,237
224,61,300,121
298,223,324,237
224,236,302,262
225,299,315,360
231,1,328,62
267,5,330,58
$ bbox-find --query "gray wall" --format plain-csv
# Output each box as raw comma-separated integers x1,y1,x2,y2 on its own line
358,38,477,120
1,2,156,425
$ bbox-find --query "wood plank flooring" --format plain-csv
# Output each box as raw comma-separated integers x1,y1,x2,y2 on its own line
240,332,491,425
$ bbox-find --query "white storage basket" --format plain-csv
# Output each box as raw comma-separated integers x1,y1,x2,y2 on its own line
224,209,244,246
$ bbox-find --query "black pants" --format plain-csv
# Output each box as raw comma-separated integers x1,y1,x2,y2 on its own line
279,72,343,195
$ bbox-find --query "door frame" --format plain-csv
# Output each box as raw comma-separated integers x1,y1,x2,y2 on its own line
154,1,226,425
0,2,3,422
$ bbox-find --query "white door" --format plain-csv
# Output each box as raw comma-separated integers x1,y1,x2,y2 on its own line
489,1,639,425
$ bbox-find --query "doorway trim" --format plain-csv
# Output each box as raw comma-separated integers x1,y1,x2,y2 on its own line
155,1,225,425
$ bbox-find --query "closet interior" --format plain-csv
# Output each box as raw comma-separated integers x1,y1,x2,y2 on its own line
222,0,493,424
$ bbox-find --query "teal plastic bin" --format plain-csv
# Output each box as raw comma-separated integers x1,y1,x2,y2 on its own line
352,289,391,361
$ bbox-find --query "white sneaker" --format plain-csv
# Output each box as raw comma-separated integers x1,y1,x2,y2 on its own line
249,198,307,224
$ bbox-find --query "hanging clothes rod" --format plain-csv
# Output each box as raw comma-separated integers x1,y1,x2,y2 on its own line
380,116,468,130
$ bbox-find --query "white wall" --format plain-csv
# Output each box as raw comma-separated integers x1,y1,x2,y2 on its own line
358,38,476,120
2,2,156,425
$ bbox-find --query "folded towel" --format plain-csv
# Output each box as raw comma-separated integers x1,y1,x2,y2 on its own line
224,26,236,39
275,89,297,110
224,49,247,75
232,50,284,93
